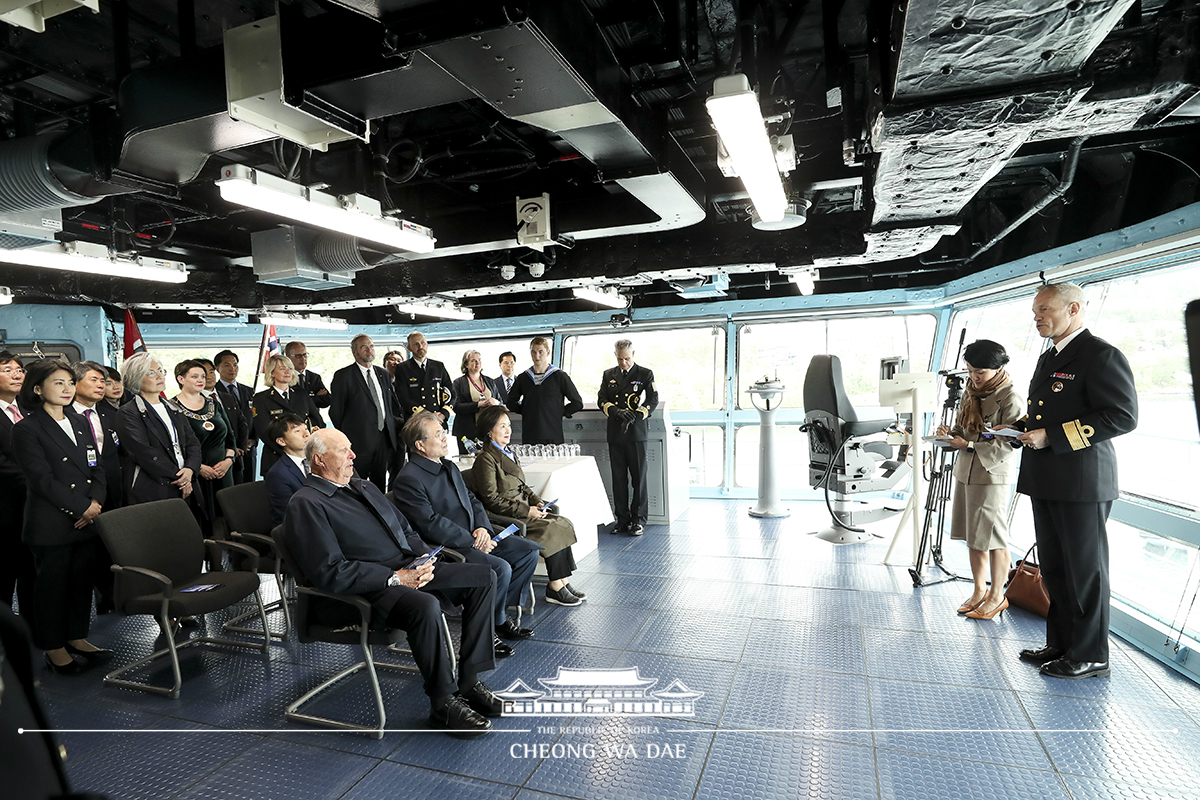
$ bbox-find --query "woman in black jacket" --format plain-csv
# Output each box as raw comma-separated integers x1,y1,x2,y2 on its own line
115,352,202,506
451,349,502,454
11,359,111,674
252,354,324,477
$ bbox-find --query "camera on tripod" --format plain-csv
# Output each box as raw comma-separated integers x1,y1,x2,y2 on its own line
939,369,968,409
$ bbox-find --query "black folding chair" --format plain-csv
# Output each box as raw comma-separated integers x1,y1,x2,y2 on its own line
215,481,292,639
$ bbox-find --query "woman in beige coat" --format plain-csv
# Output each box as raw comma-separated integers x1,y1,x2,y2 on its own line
936,339,1024,621
471,404,585,607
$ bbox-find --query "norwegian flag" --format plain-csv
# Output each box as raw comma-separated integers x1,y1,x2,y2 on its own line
123,309,147,358
261,324,281,374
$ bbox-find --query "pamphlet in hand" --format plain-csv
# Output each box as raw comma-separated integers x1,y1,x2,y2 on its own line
405,546,444,569
984,427,1023,438
541,498,558,510
492,524,520,543
180,584,221,593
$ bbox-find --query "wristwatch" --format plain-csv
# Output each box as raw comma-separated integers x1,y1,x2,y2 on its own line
387,573,403,587
966,442,976,453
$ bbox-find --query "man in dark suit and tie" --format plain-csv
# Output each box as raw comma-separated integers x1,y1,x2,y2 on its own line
0,351,36,612
286,341,332,426
284,429,501,737
215,350,257,484
494,351,517,403
265,413,310,526
1014,283,1138,680
393,412,539,655
394,332,455,428
329,334,402,492
598,339,659,536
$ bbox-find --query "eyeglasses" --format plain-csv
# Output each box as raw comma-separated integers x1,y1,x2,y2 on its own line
150,368,168,376
0,366,25,375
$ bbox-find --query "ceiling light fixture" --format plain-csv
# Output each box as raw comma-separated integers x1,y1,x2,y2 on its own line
394,300,475,321
0,286,12,305
706,74,788,224
789,269,817,295
573,285,629,309
257,313,349,330
0,241,188,283
216,165,436,253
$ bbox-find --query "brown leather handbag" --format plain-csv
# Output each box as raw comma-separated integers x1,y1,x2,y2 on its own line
1005,544,1050,618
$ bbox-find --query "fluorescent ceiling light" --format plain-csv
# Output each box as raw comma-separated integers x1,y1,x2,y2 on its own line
394,300,475,321
0,241,188,283
257,313,348,330
0,286,12,305
573,285,629,308
216,165,436,253
789,270,816,295
706,74,787,223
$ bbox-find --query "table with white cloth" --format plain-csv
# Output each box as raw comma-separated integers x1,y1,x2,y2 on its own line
452,454,608,566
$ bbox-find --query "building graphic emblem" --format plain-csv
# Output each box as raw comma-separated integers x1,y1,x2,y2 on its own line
495,667,703,716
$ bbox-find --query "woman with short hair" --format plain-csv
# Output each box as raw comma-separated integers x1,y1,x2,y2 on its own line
451,349,500,454
116,352,202,505
169,359,236,526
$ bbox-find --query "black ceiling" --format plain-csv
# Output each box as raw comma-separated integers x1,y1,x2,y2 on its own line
0,0,1197,325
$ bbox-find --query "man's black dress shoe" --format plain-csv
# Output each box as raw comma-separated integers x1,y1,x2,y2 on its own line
461,681,504,717
44,652,87,676
429,695,492,738
610,523,627,535
493,636,514,658
629,524,644,537
1040,658,1111,679
497,620,534,640
64,642,115,665
1018,646,1065,665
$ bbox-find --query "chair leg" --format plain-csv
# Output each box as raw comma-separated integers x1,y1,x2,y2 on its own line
223,574,292,640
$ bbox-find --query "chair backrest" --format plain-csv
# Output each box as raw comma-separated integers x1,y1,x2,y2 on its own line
94,499,204,606
803,355,860,423
216,481,273,538
270,524,304,586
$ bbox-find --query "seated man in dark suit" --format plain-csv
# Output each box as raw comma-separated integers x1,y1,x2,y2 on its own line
284,429,502,738
265,413,309,527
393,412,539,655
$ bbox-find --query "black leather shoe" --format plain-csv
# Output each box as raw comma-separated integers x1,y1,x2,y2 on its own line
564,584,586,601
43,652,87,676
629,524,644,536
1019,646,1066,665
429,695,492,738
64,642,115,665
497,620,534,640
1040,658,1111,679
610,523,628,535
461,681,504,717
493,636,514,658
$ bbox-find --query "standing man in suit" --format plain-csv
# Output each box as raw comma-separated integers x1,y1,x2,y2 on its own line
394,332,455,429
393,412,538,654
0,351,36,613
494,352,517,403
286,341,332,426
215,350,257,484
284,429,501,737
70,361,123,614
1014,283,1137,680
201,357,247,485
329,334,402,492
265,413,310,526
598,340,659,536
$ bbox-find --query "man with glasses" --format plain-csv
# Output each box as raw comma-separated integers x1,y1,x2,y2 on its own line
286,341,332,426
0,353,36,612
330,334,403,492
214,350,257,484
393,412,539,657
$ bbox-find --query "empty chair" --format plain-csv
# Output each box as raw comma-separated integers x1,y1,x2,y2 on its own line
93,498,271,698
215,481,292,639
271,525,454,738
802,354,910,542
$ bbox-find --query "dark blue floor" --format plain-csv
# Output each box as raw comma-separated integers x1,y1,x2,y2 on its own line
33,499,1200,800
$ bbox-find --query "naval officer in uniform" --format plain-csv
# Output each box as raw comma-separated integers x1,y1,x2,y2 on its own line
598,339,659,536
1012,282,1137,680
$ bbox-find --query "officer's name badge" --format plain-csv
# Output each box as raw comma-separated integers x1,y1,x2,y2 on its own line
1051,372,1075,380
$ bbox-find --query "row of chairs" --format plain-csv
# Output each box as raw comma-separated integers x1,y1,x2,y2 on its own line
92,486,454,739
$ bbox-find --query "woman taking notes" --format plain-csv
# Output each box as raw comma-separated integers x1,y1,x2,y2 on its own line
936,339,1024,621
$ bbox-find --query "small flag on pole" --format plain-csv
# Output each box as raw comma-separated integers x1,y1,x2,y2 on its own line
123,309,147,358
261,324,281,374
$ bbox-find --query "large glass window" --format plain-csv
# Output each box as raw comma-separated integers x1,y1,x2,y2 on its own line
941,295,1046,390
561,327,727,412
737,315,937,409
1109,519,1200,643
733,424,811,488
422,337,546,385
678,425,725,487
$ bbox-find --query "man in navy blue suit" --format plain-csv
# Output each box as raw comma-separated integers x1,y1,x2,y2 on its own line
265,413,310,527
393,411,539,654
283,429,501,737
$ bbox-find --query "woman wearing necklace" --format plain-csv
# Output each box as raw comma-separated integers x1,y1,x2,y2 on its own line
11,359,111,674
116,352,202,506
169,360,236,528
252,354,324,478
452,349,501,454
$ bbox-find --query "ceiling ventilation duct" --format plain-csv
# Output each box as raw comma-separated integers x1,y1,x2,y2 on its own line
0,209,62,251
251,226,388,291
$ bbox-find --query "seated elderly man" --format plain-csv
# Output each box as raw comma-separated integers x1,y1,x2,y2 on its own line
283,429,501,738
393,411,540,656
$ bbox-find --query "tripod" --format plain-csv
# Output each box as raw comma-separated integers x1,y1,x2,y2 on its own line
908,380,967,588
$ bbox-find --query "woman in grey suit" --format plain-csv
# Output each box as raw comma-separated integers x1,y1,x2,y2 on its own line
12,359,111,674
936,340,1024,621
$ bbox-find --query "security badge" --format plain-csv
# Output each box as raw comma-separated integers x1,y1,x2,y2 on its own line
86,447,98,467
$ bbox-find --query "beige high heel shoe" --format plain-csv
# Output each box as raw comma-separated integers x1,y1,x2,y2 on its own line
957,596,985,614
966,597,1009,620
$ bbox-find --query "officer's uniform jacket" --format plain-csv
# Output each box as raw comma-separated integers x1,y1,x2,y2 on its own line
394,358,454,425
598,363,659,443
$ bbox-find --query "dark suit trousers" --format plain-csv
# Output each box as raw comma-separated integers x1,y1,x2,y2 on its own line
238,443,258,485
460,537,540,624
379,562,495,699
2,493,37,614
357,432,392,493
610,439,648,527
29,538,104,651
1031,498,1112,663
